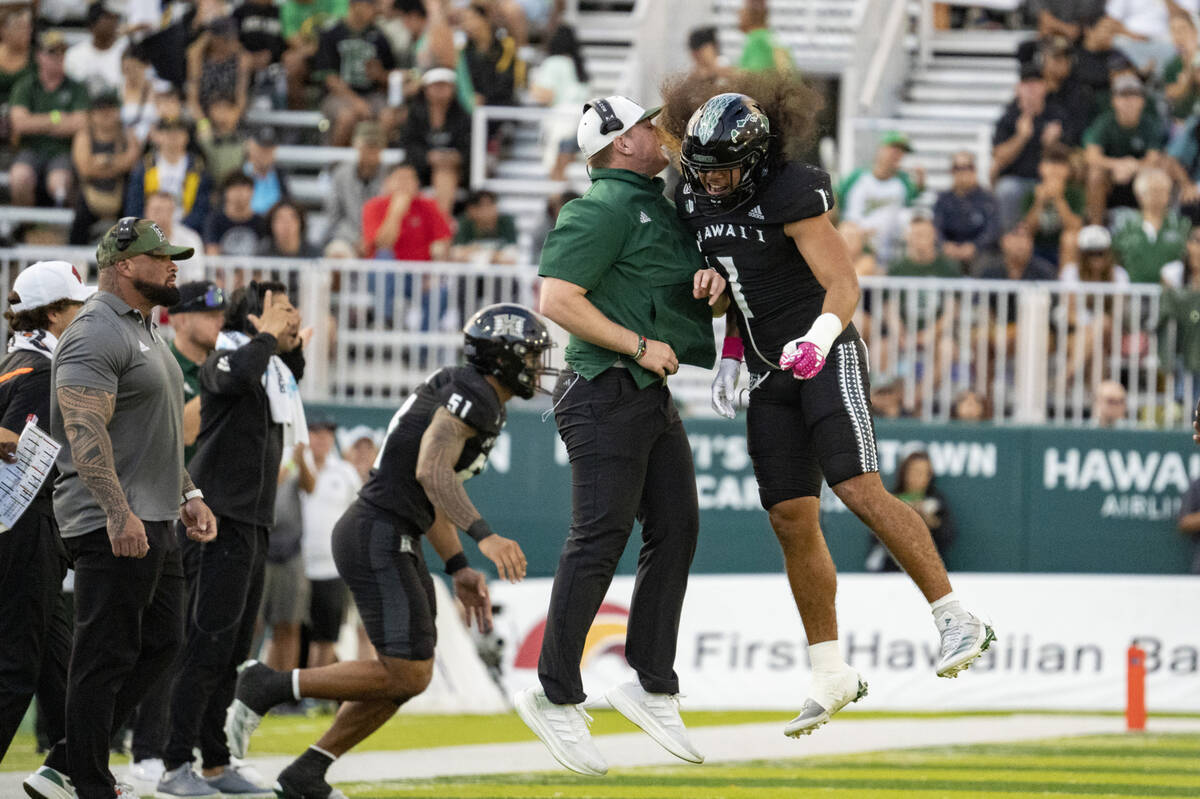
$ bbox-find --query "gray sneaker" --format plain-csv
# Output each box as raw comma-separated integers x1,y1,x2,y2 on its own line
783,666,868,737
935,609,995,678
204,766,273,798
156,765,219,798
22,765,76,799
514,687,608,776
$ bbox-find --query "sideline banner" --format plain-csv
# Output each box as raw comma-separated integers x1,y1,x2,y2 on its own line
492,574,1200,712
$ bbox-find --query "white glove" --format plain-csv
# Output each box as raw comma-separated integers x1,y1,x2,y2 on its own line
711,357,741,418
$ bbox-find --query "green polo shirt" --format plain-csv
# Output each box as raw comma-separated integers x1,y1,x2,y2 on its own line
538,168,716,389
1082,107,1166,159
1112,212,1190,284
171,341,202,464
8,72,88,159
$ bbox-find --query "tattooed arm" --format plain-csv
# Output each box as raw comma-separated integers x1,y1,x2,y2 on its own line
415,407,526,582
57,385,147,558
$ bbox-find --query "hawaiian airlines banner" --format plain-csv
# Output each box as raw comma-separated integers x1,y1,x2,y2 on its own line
491,573,1200,712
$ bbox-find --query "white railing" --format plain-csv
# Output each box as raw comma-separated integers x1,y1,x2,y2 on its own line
0,248,1192,427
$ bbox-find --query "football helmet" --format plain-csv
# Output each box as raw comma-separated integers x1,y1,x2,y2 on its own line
680,92,773,214
463,303,557,399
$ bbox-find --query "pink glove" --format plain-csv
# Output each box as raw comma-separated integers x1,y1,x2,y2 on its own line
779,313,844,381
780,340,826,379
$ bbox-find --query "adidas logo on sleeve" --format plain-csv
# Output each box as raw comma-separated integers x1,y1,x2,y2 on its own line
639,210,652,224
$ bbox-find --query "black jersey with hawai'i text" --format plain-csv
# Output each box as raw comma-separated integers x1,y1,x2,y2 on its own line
675,161,859,374
358,365,505,534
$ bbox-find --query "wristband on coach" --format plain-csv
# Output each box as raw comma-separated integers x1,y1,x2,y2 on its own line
466,518,494,542
443,551,469,574
182,488,203,504
721,336,745,362
632,334,647,361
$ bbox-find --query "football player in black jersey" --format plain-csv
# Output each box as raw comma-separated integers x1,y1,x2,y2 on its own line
662,76,994,736
224,303,554,799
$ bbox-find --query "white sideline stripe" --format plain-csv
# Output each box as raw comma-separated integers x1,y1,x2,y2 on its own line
26,715,1189,792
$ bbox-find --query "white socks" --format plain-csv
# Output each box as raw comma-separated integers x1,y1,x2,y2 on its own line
930,591,962,616
808,640,847,673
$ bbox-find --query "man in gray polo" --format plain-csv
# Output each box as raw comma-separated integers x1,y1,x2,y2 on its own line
23,218,218,799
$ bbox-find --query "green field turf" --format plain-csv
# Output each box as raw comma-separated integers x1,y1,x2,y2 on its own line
339,733,1200,799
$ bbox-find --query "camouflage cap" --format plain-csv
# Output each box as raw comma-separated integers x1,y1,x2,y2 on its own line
96,217,194,268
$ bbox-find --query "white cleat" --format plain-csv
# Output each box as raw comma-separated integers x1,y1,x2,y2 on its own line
935,610,996,678
605,681,704,764
514,687,609,776
129,759,165,785
783,666,868,737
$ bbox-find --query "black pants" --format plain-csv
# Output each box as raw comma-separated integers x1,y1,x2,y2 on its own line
128,653,175,762
538,368,699,705
43,521,184,799
164,517,267,769
0,508,70,761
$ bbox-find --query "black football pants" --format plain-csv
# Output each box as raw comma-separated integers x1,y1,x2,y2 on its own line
538,367,699,705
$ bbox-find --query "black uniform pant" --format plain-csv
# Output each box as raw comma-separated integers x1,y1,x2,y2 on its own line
43,521,184,799
164,517,267,770
0,508,70,761
538,368,699,705
128,650,175,762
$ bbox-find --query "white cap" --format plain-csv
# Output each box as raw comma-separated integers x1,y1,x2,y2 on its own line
1078,224,1112,252
421,67,456,86
337,424,380,452
576,95,661,159
11,260,95,312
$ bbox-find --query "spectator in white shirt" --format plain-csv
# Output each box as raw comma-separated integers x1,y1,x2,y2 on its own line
299,419,362,669
65,2,127,92
1105,0,1197,70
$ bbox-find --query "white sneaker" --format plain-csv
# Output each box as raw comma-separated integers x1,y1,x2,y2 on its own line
935,607,995,678
22,766,76,799
783,665,868,737
130,759,165,785
514,687,608,776
605,681,703,764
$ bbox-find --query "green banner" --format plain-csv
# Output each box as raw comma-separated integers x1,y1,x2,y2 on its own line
308,405,1198,576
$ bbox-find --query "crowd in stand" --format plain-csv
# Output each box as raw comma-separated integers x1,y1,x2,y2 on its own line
832,1,1200,421
0,0,574,271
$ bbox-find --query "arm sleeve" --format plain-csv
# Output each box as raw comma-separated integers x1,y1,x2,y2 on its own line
767,164,835,223
54,319,126,393
198,334,277,395
0,366,51,432
443,377,501,436
279,345,305,383
536,198,626,289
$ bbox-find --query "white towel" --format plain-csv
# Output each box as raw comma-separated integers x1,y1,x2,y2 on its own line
216,330,309,449
7,329,58,359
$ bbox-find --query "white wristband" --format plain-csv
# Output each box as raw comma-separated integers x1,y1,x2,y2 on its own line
182,488,204,503
801,313,844,356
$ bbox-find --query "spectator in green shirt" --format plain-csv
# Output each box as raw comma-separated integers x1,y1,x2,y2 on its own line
450,189,519,265
280,0,349,109
737,0,794,73
1083,72,1167,223
8,31,88,207
1112,166,1190,284
1162,10,1200,122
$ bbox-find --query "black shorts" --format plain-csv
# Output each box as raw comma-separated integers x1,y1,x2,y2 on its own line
307,577,348,643
331,502,436,660
746,336,878,509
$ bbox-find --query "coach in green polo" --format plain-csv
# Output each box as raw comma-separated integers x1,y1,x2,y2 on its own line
516,95,727,776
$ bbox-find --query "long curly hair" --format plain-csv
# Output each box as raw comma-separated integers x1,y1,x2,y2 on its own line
657,70,825,168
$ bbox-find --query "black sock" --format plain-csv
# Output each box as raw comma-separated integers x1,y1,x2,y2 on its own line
240,662,295,714
290,746,335,779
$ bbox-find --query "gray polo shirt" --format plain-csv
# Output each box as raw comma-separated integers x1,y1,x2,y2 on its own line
51,291,186,537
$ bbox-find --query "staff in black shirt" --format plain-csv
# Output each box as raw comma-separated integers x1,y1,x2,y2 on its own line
0,260,93,760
